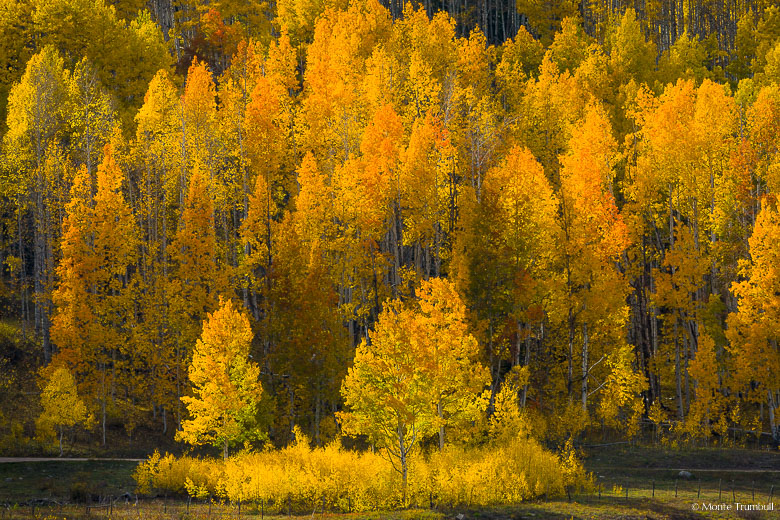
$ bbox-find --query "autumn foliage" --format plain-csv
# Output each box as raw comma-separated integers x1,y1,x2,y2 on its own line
2,0,780,509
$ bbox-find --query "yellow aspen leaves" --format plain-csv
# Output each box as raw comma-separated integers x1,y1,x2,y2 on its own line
177,297,264,459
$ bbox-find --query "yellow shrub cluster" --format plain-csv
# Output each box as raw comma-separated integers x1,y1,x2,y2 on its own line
411,437,588,507
133,451,221,498
134,433,587,512
219,436,397,512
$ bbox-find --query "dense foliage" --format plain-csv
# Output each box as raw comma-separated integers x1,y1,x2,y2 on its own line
133,429,587,508
2,0,780,467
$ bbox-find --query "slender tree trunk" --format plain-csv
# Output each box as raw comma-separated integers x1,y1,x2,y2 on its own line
102,365,107,447
398,424,408,505
567,307,574,402
581,322,589,411
437,401,444,451
674,322,684,420
769,390,779,443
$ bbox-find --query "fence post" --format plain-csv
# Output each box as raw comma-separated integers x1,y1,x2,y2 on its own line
697,481,701,499
770,485,774,503
718,479,722,501
752,481,755,501
109,496,113,516
675,480,678,498
652,481,655,498
732,481,736,502
598,483,602,500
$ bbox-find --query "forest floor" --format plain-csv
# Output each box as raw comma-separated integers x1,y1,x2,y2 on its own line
0,445,778,519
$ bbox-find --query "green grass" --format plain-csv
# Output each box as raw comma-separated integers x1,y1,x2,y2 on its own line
583,444,780,502
0,460,138,503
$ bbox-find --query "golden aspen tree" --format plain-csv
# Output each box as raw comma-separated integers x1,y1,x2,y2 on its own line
177,297,264,459
554,103,635,419
339,298,431,499
181,59,218,180
517,55,584,185
293,152,332,246
3,45,71,363
399,112,457,278
135,70,180,210
67,58,115,177
51,143,138,446
495,27,544,112
340,278,483,495
686,332,728,440
605,9,657,87
169,167,224,428
133,69,182,432
412,278,488,450
726,201,780,444
459,147,557,409
652,226,709,420
36,366,89,456
548,17,591,74
50,167,95,383
91,139,141,436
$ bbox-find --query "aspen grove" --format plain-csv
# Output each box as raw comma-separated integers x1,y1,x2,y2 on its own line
2,0,780,494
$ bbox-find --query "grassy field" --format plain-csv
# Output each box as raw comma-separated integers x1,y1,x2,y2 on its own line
0,460,138,504
1,445,778,519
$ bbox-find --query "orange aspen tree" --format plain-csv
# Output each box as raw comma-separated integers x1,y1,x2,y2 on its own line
554,103,637,419
169,167,224,427
51,143,138,446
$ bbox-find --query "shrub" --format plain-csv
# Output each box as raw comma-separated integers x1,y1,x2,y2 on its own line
423,436,573,507
133,450,220,497
134,430,585,511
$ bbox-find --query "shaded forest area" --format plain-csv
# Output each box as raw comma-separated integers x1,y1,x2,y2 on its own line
1,0,780,457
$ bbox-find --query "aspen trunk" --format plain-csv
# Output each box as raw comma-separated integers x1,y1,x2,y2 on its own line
581,322,589,411
437,401,444,451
